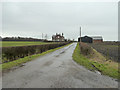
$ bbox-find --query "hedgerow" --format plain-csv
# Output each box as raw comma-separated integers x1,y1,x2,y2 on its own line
2,42,70,63
79,42,92,56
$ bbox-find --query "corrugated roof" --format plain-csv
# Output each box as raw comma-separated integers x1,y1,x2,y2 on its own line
91,36,103,40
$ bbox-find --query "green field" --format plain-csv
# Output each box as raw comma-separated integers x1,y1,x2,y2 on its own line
0,41,52,47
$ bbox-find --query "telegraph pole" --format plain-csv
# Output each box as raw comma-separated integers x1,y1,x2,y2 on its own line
80,26,81,42
45,34,47,40
42,33,43,39
46,34,47,40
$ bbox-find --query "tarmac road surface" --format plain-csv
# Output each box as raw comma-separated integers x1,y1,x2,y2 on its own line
2,43,118,88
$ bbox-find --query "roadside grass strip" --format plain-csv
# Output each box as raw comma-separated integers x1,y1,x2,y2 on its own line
72,43,120,79
1,43,72,71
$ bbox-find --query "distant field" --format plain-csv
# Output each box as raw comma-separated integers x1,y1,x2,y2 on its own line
0,41,52,47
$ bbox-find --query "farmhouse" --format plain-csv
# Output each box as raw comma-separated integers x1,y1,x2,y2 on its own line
52,33,65,41
78,36,103,43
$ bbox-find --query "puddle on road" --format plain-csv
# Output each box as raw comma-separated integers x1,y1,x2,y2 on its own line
43,61,53,67
54,51,65,57
55,55,59,57
53,44,74,58
60,51,65,54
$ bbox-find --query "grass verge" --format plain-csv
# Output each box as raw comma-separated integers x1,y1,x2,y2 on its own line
1,43,72,71
72,43,120,79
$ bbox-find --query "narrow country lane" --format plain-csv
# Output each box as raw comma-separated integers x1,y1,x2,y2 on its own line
2,43,118,88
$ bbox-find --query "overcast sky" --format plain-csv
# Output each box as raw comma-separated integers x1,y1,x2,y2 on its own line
1,1,118,41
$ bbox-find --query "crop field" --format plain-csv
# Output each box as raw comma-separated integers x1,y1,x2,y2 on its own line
0,41,53,47
88,42,119,62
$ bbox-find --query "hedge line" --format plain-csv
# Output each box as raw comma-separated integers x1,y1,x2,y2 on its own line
79,42,92,56
2,42,70,63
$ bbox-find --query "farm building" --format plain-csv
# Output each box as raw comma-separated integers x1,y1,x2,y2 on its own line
91,36,103,43
52,33,65,41
78,36,103,43
78,36,93,43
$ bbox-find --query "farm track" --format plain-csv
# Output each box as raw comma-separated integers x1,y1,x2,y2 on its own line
2,43,118,88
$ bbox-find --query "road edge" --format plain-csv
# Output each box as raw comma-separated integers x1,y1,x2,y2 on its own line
1,43,73,72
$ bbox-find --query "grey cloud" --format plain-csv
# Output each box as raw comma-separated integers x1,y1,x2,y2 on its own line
2,2,118,41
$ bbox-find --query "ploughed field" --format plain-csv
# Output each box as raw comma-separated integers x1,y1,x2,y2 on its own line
0,41,54,47
88,42,119,62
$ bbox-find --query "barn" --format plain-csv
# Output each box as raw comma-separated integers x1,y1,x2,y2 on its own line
78,36,103,43
78,36,93,43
